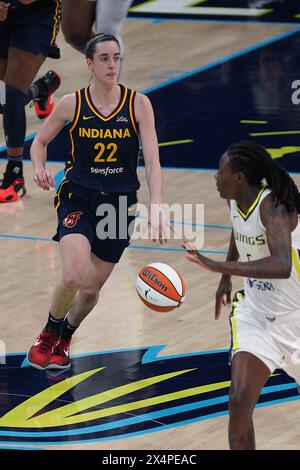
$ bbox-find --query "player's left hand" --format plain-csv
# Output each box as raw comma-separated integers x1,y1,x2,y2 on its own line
182,241,219,272
148,203,173,244
33,168,55,190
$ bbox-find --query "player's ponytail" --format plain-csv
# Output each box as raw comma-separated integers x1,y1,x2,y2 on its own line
227,140,300,213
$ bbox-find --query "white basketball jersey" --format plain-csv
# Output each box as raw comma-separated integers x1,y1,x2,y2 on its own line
230,187,300,316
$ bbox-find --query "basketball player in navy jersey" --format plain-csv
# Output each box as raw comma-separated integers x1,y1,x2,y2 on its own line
0,0,61,202
28,33,170,370
184,141,300,450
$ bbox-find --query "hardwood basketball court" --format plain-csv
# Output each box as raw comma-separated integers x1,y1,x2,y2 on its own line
1,1,300,450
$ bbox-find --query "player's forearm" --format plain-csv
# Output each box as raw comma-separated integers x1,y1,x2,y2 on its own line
30,138,47,172
145,158,162,204
215,256,291,279
222,230,239,279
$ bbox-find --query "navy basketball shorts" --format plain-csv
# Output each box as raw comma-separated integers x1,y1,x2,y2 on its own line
0,4,60,59
53,181,137,264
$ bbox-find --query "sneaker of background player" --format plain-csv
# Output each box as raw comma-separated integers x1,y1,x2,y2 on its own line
33,69,61,120
27,328,59,370
48,337,71,369
0,167,26,203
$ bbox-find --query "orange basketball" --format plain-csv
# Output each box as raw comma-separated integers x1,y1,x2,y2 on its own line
136,263,186,312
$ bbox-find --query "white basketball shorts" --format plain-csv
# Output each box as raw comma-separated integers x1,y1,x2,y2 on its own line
229,290,300,383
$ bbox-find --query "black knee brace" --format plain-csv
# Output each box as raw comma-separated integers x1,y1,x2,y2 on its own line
3,84,27,148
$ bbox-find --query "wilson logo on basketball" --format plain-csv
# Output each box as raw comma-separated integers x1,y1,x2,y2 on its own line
63,211,83,228
0,348,296,445
142,268,168,292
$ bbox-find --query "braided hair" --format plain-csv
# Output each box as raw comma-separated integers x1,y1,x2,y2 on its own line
227,140,300,213
85,33,120,60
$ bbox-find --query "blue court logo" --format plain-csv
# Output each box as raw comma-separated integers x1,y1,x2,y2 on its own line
0,346,298,445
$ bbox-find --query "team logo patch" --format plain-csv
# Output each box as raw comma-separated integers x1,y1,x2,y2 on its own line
0,347,298,445
63,211,83,228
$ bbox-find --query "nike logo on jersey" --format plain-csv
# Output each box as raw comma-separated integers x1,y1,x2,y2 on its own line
128,205,136,213
83,115,95,120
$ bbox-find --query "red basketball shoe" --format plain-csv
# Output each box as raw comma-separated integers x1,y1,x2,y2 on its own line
27,328,59,370
0,173,26,202
48,337,71,369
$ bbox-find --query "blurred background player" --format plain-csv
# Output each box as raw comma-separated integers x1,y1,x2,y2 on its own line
0,0,62,202
62,0,133,56
184,141,300,450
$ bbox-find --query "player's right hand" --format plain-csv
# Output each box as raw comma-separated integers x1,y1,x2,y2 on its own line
34,169,55,190
215,275,232,320
0,2,10,21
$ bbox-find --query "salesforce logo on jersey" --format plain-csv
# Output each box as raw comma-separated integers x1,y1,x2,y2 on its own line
91,166,124,175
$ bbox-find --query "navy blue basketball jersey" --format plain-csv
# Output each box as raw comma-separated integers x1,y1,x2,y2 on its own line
64,84,140,193
7,0,61,25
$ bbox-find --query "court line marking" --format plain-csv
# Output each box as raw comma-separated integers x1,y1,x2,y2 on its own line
141,345,228,364
127,16,300,27
2,160,300,176
0,345,229,360
0,385,294,438
0,396,300,445
129,4,273,18
1,346,296,439
240,120,268,124
143,26,300,93
251,130,300,137
0,445,43,450
0,235,227,254
1,347,295,444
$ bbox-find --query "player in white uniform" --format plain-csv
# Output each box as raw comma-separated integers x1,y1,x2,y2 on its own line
62,0,132,55
184,140,300,450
